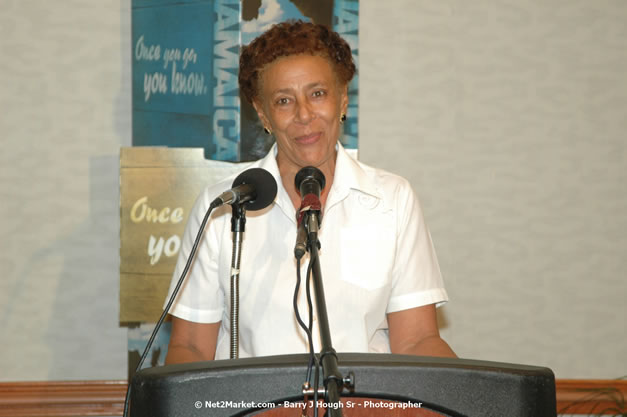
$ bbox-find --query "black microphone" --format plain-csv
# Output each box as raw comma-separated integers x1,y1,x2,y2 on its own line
294,166,326,258
211,168,278,211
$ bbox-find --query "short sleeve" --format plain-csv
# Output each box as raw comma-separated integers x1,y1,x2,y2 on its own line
387,180,448,313
163,186,227,323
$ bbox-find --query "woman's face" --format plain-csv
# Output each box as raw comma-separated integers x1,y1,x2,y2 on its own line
253,54,348,173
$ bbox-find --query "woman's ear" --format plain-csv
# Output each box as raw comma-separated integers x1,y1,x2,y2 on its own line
340,84,349,117
252,100,271,131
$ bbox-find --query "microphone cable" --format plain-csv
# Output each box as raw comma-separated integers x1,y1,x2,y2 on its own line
294,253,323,417
122,201,219,417
123,166,277,416
306,257,321,417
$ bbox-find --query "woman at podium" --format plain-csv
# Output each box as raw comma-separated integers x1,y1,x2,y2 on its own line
164,20,456,363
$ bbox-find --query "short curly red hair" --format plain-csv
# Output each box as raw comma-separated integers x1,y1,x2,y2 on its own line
239,20,356,104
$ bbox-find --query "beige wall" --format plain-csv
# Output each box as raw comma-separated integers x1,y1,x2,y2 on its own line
359,1,627,378
0,1,131,380
0,0,625,381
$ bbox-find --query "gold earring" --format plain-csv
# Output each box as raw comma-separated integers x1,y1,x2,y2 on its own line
263,127,271,135
340,114,347,123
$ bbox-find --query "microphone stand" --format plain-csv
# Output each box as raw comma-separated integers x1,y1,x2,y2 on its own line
304,212,351,417
230,203,246,359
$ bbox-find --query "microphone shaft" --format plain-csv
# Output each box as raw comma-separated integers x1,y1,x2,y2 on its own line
213,184,255,207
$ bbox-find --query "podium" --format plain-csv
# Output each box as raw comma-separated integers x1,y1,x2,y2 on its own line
130,353,556,417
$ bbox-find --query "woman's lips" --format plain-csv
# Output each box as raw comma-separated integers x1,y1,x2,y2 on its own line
294,132,322,144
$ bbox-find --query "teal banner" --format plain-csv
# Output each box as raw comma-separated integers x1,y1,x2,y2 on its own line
132,0,359,162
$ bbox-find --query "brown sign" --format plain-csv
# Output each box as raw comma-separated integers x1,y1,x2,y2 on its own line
119,147,249,323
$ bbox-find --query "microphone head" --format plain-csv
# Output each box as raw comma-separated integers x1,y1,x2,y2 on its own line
231,168,278,211
294,166,326,196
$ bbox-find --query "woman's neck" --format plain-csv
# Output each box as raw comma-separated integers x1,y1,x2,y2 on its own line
278,155,336,211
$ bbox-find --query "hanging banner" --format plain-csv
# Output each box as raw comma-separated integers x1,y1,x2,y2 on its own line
131,0,359,162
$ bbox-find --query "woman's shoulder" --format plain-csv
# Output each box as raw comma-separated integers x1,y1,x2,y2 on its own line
349,156,416,200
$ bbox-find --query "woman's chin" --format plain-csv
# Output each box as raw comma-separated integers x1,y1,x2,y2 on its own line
278,146,336,173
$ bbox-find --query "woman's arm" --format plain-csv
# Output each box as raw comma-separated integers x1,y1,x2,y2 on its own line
165,316,221,364
387,304,456,358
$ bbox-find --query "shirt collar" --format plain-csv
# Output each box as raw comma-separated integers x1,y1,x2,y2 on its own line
331,142,382,200
255,143,294,221
255,142,384,220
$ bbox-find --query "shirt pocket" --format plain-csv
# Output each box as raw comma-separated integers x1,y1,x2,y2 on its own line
339,225,396,291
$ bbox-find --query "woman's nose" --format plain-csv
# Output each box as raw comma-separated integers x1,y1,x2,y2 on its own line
295,101,314,124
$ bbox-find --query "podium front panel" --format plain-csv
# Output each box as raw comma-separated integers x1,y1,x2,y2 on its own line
130,353,556,417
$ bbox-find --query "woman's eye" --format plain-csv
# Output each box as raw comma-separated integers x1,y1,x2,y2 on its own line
276,97,290,105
